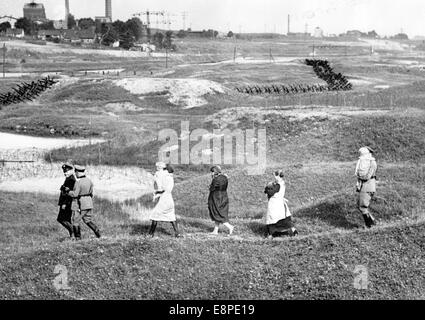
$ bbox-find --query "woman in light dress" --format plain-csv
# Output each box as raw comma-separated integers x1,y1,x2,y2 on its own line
263,170,298,238
148,162,182,238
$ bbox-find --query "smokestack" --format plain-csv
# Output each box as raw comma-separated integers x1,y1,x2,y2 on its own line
287,14,290,35
105,0,112,20
65,0,70,28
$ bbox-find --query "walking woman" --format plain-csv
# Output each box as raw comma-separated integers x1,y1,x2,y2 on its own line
148,162,182,238
263,170,298,238
208,166,234,235
355,146,378,228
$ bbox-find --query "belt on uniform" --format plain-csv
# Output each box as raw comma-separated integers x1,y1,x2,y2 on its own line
78,194,93,198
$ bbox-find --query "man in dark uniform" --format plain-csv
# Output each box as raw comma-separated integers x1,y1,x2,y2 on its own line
57,162,76,239
67,165,101,240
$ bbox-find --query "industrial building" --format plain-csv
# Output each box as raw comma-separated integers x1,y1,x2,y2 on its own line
23,1,46,21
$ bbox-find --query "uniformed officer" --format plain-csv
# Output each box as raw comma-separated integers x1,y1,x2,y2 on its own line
67,165,101,240
57,162,77,239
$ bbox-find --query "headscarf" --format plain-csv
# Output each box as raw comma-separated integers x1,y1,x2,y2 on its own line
355,147,376,175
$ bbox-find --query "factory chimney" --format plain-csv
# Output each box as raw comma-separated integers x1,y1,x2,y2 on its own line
65,0,70,28
105,0,112,20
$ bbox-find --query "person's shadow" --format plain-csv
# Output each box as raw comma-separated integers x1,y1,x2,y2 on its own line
295,195,361,230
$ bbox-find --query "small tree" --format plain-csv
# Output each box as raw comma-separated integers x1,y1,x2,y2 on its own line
176,29,187,38
67,14,77,29
152,32,164,49
0,22,11,33
227,31,234,38
78,18,95,30
15,17,33,35
125,17,143,41
38,21,54,30
163,31,173,49
119,31,135,49
100,24,119,46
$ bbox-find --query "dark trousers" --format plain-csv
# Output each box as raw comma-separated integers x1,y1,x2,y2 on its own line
72,209,101,239
57,207,74,237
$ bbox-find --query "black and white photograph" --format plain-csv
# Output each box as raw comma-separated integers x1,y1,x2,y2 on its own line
0,0,424,305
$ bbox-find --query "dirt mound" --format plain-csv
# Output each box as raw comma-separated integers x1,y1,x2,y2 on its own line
114,78,225,109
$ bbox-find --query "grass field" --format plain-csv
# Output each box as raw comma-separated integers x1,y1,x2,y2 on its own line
0,36,424,300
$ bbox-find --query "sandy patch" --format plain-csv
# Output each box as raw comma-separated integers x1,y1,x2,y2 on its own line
349,79,373,86
114,77,225,109
374,85,390,89
179,56,301,67
0,72,35,78
361,39,407,51
0,132,104,150
5,40,182,58
0,164,154,203
104,102,144,113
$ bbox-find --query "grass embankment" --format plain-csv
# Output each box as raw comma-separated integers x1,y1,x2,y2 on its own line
1,210,424,299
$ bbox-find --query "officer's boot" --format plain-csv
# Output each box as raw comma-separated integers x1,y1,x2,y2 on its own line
73,225,81,240
171,221,183,238
362,214,371,228
148,221,157,237
87,222,101,238
368,213,376,227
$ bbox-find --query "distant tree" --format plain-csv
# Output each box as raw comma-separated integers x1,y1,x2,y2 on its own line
78,18,95,30
67,14,76,29
152,32,164,48
0,21,11,33
100,24,119,46
227,31,234,38
214,30,219,38
367,30,379,38
392,33,409,40
38,20,54,30
119,31,135,49
125,17,143,41
112,20,127,34
163,31,173,49
176,29,187,38
15,17,34,35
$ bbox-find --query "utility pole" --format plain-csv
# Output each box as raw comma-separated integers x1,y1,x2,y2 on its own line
182,11,188,30
2,43,5,78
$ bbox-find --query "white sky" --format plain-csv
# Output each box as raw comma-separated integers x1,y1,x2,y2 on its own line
1,0,424,37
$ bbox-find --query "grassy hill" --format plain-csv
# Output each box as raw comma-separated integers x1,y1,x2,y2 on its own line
1,38,424,300
1,193,424,300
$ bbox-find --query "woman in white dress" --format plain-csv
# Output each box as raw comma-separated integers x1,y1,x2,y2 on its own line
263,170,298,238
148,162,182,238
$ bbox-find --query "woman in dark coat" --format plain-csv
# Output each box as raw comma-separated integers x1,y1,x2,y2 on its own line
208,166,234,235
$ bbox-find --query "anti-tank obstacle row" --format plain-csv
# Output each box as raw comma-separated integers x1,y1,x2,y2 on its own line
0,76,58,107
235,83,330,95
235,59,353,95
305,59,352,91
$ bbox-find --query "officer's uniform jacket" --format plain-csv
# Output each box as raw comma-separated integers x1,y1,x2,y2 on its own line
68,176,94,211
58,175,76,207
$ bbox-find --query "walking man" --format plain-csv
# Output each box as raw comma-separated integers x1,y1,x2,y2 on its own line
355,146,378,228
67,165,101,240
57,162,76,239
